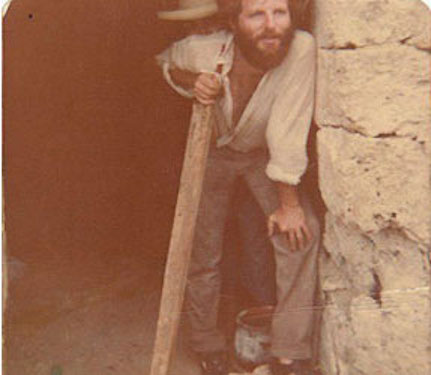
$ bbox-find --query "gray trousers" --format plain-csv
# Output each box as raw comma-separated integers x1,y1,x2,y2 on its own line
235,183,276,305
185,146,320,359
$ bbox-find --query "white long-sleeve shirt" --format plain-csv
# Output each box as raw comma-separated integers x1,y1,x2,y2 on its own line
156,30,316,185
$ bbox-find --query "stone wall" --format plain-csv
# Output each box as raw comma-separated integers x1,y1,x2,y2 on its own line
313,1,431,374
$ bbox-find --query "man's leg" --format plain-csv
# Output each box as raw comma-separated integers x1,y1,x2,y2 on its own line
243,159,320,361
185,148,236,354
270,198,320,360
235,182,276,306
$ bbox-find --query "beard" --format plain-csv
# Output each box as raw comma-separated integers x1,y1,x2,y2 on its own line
234,26,294,71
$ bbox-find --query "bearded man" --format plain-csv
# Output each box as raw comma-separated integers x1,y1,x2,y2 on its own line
157,1,319,374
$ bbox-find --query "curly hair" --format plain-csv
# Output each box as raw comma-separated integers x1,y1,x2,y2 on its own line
217,0,311,28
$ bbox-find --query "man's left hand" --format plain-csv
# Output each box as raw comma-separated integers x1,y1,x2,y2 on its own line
268,205,313,252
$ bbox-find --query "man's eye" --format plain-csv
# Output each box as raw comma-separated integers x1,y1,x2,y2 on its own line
249,11,265,18
274,9,287,15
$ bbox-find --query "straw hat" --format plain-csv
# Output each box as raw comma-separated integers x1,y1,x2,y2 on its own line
158,0,218,21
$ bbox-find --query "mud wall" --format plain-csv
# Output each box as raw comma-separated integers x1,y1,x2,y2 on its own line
313,1,431,374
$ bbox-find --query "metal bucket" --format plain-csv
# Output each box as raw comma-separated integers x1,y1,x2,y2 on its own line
234,305,274,370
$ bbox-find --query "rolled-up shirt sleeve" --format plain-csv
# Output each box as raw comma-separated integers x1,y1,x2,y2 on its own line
155,40,195,98
265,36,316,185
155,33,225,99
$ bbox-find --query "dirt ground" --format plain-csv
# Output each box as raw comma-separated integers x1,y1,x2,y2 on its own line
4,252,202,375
3,216,322,375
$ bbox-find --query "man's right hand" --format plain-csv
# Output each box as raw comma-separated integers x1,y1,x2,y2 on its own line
194,72,223,105
170,68,223,105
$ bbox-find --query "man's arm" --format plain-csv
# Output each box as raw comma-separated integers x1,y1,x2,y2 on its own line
170,67,223,105
169,67,197,91
155,33,226,103
266,33,317,252
268,183,312,252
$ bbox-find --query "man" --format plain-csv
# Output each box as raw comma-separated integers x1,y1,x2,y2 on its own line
158,0,277,307
157,1,319,374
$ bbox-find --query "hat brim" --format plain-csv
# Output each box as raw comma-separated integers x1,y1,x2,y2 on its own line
157,4,218,21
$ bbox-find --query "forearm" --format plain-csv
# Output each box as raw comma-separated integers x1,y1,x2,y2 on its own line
170,68,222,105
169,67,199,91
277,182,301,209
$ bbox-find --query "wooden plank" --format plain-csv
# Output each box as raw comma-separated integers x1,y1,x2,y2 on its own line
149,103,214,375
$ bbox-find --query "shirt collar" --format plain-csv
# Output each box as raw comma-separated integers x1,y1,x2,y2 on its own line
215,32,234,76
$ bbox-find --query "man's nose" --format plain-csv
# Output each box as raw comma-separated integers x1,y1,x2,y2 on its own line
264,13,277,31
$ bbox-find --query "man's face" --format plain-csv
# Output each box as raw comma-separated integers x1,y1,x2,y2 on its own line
235,0,293,70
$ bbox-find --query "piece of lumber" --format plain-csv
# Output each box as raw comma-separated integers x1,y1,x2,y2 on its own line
149,103,214,375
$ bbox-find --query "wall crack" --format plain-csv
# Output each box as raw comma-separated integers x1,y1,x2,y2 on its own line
318,123,426,146
320,39,431,53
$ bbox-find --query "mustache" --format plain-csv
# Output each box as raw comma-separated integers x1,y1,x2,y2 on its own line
257,31,284,40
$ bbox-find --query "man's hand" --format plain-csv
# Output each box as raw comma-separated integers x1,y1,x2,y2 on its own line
268,205,313,252
194,72,223,105
170,68,223,105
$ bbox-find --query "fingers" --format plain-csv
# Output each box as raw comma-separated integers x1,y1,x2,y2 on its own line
194,91,217,105
197,73,220,91
292,224,313,252
287,230,298,252
201,72,221,86
268,215,299,252
302,223,313,246
296,228,305,251
290,225,313,252
267,215,276,237
267,211,313,252
195,96,216,105
194,73,222,105
283,228,307,252
195,80,220,97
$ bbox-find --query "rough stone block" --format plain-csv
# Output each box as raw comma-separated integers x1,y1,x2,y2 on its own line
320,216,431,374
319,246,350,294
314,0,431,49
322,214,376,295
315,1,431,373
318,128,430,245
321,290,431,375
323,213,430,293
371,230,430,291
320,294,353,375
350,290,431,375
315,45,431,145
